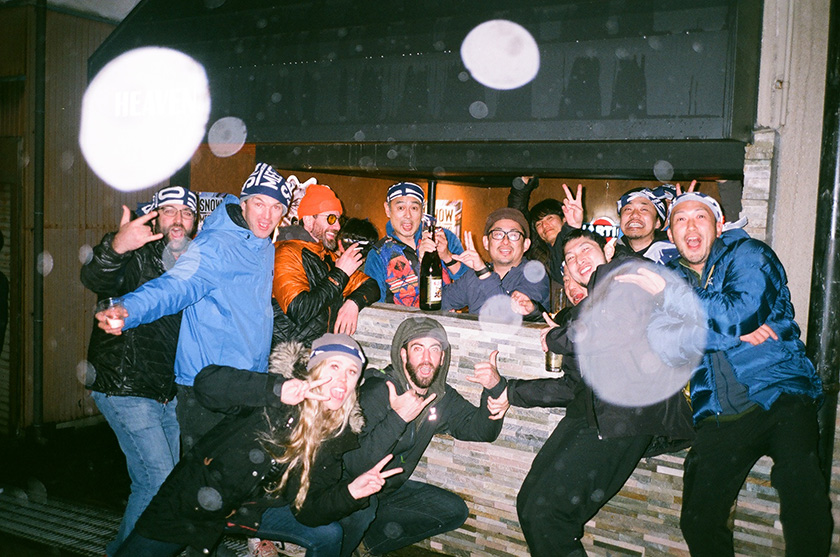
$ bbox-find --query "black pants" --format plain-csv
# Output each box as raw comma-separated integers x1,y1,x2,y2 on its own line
681,394,832,557
516,415,652,557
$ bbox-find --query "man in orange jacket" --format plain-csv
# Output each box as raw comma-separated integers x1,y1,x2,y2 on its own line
272,184,380,346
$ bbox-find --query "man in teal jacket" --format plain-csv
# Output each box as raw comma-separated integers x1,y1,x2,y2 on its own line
97,162,292,449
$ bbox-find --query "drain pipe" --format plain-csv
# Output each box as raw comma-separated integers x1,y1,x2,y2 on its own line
427,179,437,219
32,0,46,437
808,0,840,482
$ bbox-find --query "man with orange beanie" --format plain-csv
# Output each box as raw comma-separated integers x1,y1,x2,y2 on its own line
272,184,380,346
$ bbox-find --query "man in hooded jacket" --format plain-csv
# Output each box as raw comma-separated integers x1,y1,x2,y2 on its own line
340,317,508,556
97,163,293,450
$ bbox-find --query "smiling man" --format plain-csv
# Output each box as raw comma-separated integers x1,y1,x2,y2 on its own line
613,186,680,264
442,207,549,319
365,182,467,307
82,185,198,556
666,192,831,556
96,162,292,449
341,317,508,556
272,184,380,347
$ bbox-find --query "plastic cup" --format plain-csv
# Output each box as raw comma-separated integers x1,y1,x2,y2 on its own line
95,297,125,329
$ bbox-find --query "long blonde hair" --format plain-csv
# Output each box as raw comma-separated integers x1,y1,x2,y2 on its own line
261,358,358,509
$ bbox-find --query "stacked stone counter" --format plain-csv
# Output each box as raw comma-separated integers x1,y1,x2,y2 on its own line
355,304,820,556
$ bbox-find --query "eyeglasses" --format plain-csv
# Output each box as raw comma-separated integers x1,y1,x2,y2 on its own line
158,206,196,219
319,213,339,225
488,228,524,242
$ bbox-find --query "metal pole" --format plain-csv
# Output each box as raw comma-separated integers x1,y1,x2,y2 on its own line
808,0,840,482
32,0,46,437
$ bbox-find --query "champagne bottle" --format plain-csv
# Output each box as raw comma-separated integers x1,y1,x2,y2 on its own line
419,224,443,311
545,289,563,372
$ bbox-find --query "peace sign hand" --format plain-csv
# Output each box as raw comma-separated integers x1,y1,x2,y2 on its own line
347,454,404,500
279,377,332,406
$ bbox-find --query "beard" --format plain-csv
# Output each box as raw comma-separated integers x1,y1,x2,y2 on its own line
154,221,192,254
405,360,441,389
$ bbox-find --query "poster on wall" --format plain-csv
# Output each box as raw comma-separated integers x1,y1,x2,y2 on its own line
435,200,462,238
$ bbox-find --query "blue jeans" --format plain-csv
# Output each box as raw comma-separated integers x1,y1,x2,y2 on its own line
341,480,468,555
92,391,180,556
250,505,343,557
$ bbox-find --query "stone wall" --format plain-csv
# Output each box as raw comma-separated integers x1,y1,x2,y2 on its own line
355,304,840,556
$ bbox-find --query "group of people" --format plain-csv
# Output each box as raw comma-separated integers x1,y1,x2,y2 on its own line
83,163,831,557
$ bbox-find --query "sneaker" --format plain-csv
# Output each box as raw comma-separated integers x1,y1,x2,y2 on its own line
248,538,280,557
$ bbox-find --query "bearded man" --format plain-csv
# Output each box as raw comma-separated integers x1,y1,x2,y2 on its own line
272,184,380,346
81,185,198,556
339,317,509,556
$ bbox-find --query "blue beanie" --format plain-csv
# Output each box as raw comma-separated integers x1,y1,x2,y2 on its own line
386,181,425,204
240,163,292,209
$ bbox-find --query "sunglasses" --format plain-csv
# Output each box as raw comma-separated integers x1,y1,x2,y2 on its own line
319,213,340,225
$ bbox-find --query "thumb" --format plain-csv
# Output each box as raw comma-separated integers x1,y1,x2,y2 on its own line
386,381,397,402
489,350,499,369
542,311,555,326
119,205,131,227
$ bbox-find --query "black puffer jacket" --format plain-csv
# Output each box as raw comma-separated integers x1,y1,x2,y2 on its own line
507,257,695,453
272,239,380,347
81,232,181,402
132,342,366,552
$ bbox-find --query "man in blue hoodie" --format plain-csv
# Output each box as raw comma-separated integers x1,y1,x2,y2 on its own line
665,192,831,556
364,181,467,307
96,163,292,449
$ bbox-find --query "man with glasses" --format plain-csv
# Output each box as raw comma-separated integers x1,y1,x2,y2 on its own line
272,184,380,346
365,181,467,307
442,208,549,319
82,185,198,556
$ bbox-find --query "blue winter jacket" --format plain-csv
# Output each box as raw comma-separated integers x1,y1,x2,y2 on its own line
121,194,275,386
669,229,823,423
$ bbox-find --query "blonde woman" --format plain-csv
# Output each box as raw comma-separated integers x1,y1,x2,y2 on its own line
114,334,399,557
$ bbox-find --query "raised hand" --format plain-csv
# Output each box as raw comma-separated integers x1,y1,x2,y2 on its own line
387,381,437,423
487,387,510,421
347,454,404,500
451,231,486,271
613,267,666,296
467,350,501,390
561,183,584,229
675,180,698,197
280,377,332,406
334,243,363,276
111,205,163,254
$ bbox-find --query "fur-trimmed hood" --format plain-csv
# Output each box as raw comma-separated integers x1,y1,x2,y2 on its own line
268,341,365,434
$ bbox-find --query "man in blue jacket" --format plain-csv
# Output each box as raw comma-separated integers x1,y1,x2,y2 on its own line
364,181,467,307
96,162,292,450
665,192,831,556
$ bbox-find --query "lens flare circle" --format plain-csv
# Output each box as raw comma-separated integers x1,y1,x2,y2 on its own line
461,20,540,90
80,47,211,192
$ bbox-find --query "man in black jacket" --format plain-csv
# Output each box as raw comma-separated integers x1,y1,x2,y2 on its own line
340,317,508,556
81,185,197,556
490,228,696,557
